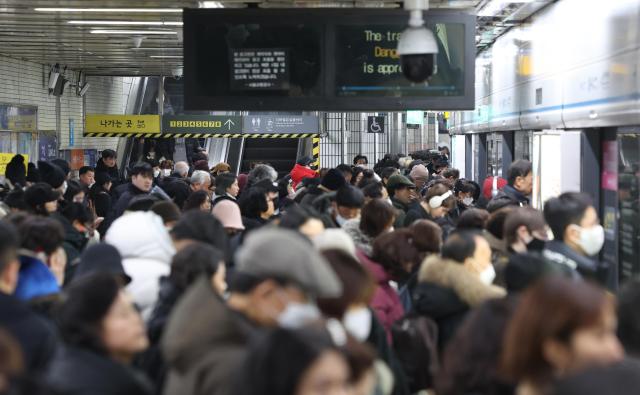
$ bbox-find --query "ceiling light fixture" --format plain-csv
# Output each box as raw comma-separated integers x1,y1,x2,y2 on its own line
198,1,224,8
90,30,178,35
68,20,183,26
149,55,183,58
35,8,182,13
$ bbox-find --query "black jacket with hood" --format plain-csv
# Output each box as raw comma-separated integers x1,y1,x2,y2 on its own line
413,256,506,354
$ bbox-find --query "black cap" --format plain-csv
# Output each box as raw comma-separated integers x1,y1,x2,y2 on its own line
336,185,365,208
26,162,40,183
321,168,347,191
95,171,112,187
37,160,66,188
51,158,71,176
297,156,314,166
74,243,131,285
24,182,61,208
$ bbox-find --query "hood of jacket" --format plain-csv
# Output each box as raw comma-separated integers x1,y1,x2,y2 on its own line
357,249,391,285
105,211,175,264
290,164,317,188
416,255,505,310
342,219,373,256
162,277,250,374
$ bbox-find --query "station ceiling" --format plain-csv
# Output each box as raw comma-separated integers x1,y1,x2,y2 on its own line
0,0,549,76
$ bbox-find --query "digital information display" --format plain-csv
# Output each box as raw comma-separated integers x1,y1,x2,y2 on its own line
231,48,289,91
184,9,475,111
334,24,465,98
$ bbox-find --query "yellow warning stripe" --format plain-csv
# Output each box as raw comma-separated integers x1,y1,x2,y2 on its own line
84,132,321,139
312,136,320,170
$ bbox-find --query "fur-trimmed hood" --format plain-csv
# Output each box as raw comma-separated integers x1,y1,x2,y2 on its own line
416,255,506,308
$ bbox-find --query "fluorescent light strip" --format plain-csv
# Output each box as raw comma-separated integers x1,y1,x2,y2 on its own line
35,8,182,13
149,55,182,58
130,47,182,50
91,30,177,35
68,20,183,26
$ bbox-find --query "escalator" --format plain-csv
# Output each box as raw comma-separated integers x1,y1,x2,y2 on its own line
240,138,299,178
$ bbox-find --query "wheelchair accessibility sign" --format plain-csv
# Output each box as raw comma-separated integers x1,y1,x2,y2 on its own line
367,116,385,134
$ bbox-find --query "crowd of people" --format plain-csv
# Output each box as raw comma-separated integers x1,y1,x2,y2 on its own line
0,146,638,395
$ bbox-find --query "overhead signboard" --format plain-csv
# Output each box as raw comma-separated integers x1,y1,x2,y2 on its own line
162,115,242,134
406,111,425,126
243,115,319,134
0,104,37,131
85,114,161,135
184,9,475,111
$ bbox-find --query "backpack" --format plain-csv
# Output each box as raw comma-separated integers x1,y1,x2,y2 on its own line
391,314,439,393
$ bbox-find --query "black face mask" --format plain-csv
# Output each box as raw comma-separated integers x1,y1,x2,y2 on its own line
526,237,546,252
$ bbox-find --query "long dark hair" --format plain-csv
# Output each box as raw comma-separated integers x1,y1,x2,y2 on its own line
436,298,517,395
55,273,121,355
236,327,347,395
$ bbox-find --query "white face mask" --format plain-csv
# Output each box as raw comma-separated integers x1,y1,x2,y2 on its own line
335,213,348,227
479,264,496,285
60,181,68,195
153,170,161,178
462,197,474,206
343,307,372,342
163,169,171,177
574,224,605,256
277,302,321,329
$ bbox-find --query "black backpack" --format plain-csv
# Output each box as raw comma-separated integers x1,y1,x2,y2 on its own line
391,314,439,393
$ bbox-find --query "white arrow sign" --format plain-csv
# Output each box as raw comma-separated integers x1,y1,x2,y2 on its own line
225,119,235,130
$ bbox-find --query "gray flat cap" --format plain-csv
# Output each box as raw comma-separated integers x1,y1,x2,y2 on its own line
235,228,342,298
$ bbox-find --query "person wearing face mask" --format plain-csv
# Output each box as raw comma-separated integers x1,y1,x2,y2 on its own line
328,185,365,229
161,228,342,395
504,207,548,254
449,179,478,222
317,248,412,395
542,192,604,281
353,154,369,168
404,182,456,234
487,160,533,212
413,231,506,353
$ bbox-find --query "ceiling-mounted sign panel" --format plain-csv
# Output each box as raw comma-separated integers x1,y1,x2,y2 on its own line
183,9,475,111
162,115,242,134
242,115,319,134
85,114,161,135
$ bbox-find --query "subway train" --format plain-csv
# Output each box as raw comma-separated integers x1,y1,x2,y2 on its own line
449,0,640,288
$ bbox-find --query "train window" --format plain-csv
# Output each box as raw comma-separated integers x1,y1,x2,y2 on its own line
487,133,503,177
618,134,640,282
514,131,533,161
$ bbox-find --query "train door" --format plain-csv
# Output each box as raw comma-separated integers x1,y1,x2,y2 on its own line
531,130,582,209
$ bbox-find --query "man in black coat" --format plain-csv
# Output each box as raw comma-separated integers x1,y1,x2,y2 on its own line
110,162,154,220
0,221,58,373
487,159,532,212
96,149,122,187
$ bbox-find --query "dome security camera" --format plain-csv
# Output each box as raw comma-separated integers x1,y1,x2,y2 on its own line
397,0,439,83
